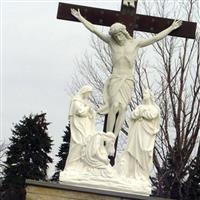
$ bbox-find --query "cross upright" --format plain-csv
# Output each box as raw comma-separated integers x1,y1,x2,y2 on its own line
57,0,196,38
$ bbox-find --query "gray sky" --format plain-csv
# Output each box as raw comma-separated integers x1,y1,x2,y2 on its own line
1,0,122,176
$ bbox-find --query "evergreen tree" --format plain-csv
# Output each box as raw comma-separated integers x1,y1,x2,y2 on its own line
183,147,200,200
3,113,53,189
51,124,71,181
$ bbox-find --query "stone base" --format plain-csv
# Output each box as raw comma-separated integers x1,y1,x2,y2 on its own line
26,179,172,200
59,169,151,196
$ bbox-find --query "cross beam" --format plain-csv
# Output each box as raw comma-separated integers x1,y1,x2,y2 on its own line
57,2,197,39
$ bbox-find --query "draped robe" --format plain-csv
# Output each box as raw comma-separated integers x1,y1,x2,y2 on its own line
64,95,114,174
64,95,96,170
122,104,160,181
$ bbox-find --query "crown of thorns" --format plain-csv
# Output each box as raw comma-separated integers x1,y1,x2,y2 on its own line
109,23,127,35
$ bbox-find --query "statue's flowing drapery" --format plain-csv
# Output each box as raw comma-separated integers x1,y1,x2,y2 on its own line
64,92,96,170
64,88,115,173
99,74,133,114
122,104,160,181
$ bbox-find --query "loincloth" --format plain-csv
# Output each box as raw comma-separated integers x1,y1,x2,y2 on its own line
98,74,133,114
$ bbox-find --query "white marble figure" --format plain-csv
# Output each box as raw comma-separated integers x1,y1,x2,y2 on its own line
119,89,160,184
60,85,116,180
63,85,96,171
81,131,116,177
60,86,157,196
71,8,182,137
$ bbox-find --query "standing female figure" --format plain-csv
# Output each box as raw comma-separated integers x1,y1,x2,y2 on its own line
121,89,160,182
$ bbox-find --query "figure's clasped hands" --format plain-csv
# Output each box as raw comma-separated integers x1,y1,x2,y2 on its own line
171,20,183,30
71,8,82,21
131,113,140,121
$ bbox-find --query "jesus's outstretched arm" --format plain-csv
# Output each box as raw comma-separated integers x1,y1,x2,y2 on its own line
138,20,182,48
71,8,110,43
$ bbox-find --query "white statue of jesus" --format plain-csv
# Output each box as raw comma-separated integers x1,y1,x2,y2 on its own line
71,8,182,137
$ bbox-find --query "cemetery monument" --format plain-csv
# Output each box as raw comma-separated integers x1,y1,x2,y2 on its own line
26,1,197,199
57,0,196,197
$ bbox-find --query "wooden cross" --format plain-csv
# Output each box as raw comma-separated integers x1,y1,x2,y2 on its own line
57,0,196,38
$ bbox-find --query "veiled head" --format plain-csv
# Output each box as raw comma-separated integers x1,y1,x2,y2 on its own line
102,132,116,157
143,89,155,104
78,85,92,99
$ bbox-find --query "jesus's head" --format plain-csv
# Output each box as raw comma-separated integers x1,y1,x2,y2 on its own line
109,23,132,44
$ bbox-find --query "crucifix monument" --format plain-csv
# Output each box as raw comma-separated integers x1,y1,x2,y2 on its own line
57,0,196,140
56,0,197,196
70,9,182,142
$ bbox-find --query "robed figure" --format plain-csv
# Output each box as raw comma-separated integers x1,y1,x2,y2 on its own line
120,89,160,182
64,85,96,170
61,85,116,180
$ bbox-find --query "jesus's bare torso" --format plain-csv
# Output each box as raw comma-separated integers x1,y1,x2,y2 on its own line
109,38,140,75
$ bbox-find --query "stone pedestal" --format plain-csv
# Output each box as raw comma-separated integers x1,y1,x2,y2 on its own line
26,179,173,200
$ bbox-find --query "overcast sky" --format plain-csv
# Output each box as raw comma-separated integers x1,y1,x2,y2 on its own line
1,0,123,176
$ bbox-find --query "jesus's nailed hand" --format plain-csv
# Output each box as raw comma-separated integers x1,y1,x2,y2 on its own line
171,20,183,30
71,8,82,21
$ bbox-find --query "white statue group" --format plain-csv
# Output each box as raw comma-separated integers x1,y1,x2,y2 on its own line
59,9,182,196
